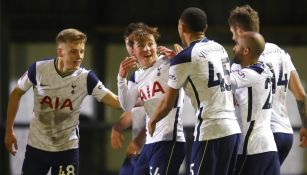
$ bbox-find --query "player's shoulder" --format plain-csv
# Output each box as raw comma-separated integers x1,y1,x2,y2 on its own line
246,62,272,77
35,57,55,66
156,55,170,65
262,42,286,56
244,62,264,74
170,47,193,66
30,57,56,74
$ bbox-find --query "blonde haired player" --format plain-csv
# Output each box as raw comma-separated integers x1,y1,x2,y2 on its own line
5,28,120,175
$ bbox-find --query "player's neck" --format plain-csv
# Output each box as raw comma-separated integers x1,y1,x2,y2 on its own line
187,32,205,46
55,58,75,76
241,59,258,68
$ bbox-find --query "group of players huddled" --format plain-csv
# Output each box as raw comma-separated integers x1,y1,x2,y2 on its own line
5,4,307,175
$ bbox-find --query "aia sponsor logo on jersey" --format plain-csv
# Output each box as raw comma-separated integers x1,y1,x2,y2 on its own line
139,81,165,101
40,96,73,111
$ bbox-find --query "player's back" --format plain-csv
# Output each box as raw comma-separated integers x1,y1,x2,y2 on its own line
169,38,240,141
183,39,234,116
259,43,294,133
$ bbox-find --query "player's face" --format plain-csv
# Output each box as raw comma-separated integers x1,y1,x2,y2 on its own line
58,41,85,72
177,20,186,46
132,34,158,68
233,38,245,64
230,26,240,42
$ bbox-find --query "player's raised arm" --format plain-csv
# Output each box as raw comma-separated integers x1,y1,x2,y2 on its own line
117,57,139,112
5,86,26,156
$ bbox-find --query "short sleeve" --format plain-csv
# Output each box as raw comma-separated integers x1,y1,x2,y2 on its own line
18,62,37,91
87,71,109,101
17,71,34,91
168,50,192,89
284,53,296,72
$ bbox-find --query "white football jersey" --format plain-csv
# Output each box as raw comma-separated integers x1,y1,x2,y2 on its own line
168,38,241,141
230,62,277,155
260,43,295,133
18,58,110,151
231,43,295,134
118,56,186,144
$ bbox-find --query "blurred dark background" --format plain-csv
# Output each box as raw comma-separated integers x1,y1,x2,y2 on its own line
1,0,307,175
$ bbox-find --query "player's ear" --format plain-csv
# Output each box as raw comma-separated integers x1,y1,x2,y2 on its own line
236,26,244,36
243,47,250,56
181,23,188,33
57,48,63,57
204,24,208,33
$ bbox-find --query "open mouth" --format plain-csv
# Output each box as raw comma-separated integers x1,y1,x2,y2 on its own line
144,55,152,59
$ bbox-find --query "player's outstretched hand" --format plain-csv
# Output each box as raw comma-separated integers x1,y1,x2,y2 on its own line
158,46,176,59
147,119,156,137
110,126,125,150
299,127,307,148
118,56,137,78
158,43,183,59
5,131,18,156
